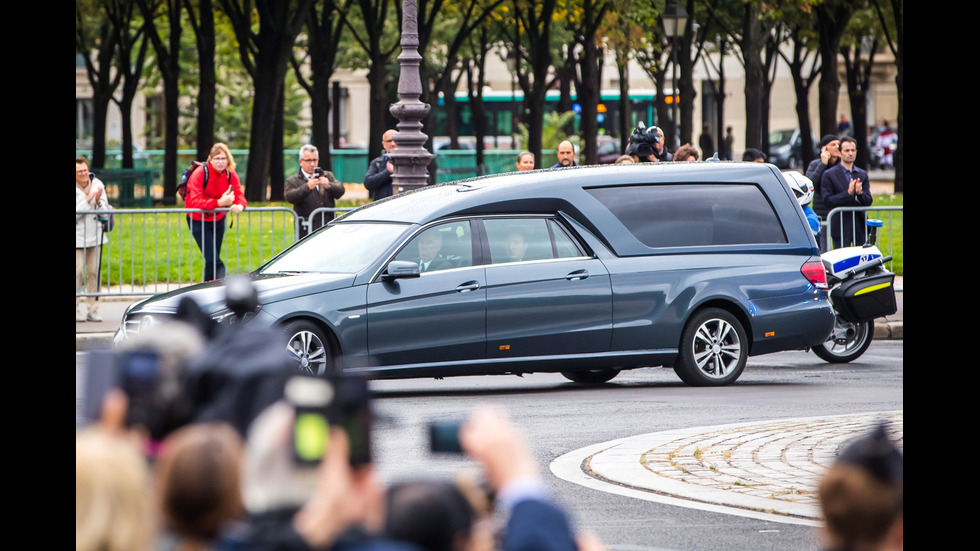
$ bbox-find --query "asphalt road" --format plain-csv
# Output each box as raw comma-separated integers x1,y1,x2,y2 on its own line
75,341,903,550
365,341,903,551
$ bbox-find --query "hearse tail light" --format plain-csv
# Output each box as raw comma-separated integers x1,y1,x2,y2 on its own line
801,259,828,290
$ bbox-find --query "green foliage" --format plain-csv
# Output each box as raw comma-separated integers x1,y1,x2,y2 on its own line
518,110,577,151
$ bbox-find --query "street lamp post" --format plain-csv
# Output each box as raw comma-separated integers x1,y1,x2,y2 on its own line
662,1,688,152
389,0,433,193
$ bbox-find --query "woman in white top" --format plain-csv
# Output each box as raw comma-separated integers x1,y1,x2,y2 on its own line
76,156,110,322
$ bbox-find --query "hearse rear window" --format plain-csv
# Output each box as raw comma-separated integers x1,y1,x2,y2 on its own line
587,184,787,248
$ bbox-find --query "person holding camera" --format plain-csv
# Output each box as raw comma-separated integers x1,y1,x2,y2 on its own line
76,156,111,322
184,143,246,281
363,130,398,201
285,145,346,239
625,123,661,163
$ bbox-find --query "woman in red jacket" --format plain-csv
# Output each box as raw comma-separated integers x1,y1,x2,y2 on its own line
184,143,246,280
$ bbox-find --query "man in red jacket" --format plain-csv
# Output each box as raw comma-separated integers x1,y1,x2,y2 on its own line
184,143,246,281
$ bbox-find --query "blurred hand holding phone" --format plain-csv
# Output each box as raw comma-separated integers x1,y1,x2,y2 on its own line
285,374,372,467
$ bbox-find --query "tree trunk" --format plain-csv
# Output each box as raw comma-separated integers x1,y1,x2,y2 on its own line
742,2,764,151
842,48,867,169
117,94,136,169
788,39,818,168
195,0,217,160
579,41,600,164
270,89,285,201
307,3,343,172
617,60,630,152
244,61,281,202
163,77,180,202
367,59,388,162
310,82,333,170
91,90,112,170
815,3,853,137
678,0,697,145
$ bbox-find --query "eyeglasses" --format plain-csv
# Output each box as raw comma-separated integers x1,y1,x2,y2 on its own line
300,158,319,163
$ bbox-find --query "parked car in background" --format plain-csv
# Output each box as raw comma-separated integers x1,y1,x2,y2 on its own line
116,163,834,387
596,135,623,164
769,129,816,170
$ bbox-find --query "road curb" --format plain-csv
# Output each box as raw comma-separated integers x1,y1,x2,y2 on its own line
551,412,902,526
75,333,115,351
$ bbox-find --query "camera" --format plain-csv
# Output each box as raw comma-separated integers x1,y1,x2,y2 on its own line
429,420,464,454
285,374,372,466
313,167,324,178
82,348,193,440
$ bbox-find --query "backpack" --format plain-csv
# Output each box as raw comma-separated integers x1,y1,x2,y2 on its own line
177,161,210,200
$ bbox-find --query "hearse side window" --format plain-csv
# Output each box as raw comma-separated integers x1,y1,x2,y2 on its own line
587,184,786,248
548,220,584,258
393,221,474,272
484,218,585,264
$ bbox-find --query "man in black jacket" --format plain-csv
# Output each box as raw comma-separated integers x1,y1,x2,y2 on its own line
363,130,398,201
285,145,346,238
806,134,841,221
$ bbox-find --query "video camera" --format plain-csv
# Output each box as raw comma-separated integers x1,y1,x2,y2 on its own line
625,122,661,161
81,277,373,465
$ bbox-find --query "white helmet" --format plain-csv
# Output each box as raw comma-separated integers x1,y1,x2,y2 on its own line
783,171,814,206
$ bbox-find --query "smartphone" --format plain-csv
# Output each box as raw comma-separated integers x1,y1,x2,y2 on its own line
429,420,463,454
335,375,372,466
285,374,372,466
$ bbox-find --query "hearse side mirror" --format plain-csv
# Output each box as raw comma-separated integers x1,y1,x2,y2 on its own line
383,260,421,281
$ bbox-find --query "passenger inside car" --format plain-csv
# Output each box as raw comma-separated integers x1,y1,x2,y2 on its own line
506,229,529,262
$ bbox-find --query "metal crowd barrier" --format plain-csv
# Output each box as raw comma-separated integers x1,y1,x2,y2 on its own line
821,205,903,269
304,207,352,237
76,207,302,298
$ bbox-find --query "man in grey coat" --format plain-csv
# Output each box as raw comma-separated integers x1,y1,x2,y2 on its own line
284,145,346,239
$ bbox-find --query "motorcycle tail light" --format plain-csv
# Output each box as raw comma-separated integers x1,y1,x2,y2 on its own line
801,259,828,290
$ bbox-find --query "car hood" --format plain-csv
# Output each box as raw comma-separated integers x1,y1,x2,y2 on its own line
128,272,358,315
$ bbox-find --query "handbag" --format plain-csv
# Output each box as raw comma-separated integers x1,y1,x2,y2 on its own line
99,205,115,233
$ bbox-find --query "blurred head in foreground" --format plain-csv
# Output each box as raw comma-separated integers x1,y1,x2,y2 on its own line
819,422,903,551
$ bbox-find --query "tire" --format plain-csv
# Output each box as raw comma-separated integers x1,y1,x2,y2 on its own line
673,308,748,386
812,318,874,363
561,369,621,384
283,320,336,376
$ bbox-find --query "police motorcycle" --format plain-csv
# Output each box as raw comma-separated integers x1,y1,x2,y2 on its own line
783,172,898,363
811,218,897,362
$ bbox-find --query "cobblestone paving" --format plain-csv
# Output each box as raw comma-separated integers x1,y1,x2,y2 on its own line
561,411,903,521
637,412,903,508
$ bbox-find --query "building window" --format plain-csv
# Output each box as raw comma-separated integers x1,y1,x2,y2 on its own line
76,98,93,147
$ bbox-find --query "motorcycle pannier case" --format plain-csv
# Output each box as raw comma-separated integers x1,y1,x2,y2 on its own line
830,271,897,323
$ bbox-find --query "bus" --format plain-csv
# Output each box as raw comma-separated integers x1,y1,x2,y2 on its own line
427,89,660,150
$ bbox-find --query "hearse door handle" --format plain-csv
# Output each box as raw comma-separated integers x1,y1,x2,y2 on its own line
455,281,481,292
565,269,589,281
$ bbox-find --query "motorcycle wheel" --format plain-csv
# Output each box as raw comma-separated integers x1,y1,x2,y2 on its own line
812,318,874,363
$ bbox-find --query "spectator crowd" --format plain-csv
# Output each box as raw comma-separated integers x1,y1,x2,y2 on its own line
78,283,901,551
